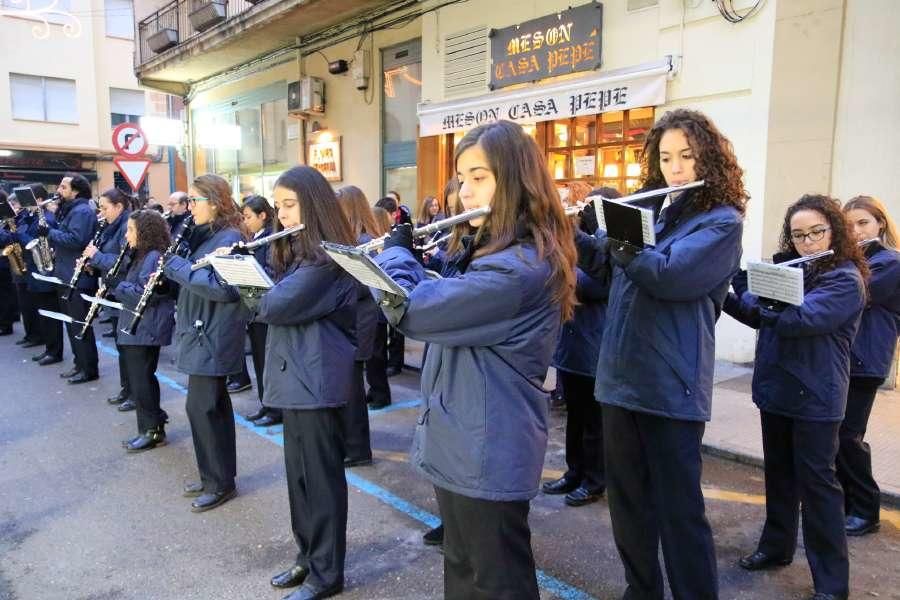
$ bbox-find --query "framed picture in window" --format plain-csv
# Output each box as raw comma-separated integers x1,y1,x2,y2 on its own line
307,136,342,182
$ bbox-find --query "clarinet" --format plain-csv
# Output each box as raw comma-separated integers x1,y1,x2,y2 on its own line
64,218,107,302
76,242,132,340
121,216,193,336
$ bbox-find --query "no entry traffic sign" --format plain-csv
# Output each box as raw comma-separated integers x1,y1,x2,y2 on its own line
112,122,149,157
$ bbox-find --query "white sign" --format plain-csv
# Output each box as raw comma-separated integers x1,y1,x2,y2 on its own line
747,262,805,306
196,122,241,150
114,158,152,191
574,155,595,177
418,66,669,136
140,116,184,146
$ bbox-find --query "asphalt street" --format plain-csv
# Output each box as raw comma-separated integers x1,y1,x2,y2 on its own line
1,331,899,600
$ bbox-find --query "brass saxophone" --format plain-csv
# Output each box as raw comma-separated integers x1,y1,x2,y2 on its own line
2,218,26,276
25,200,55,274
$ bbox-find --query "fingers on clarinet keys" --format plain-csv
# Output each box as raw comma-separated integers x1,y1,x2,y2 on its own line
36,224,50,237
609,239,641,268
271,565,309,589
383,223,414,251
738,551,792,571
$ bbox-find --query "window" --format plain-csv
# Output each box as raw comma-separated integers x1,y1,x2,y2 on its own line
105,0,134,39
10,74,77,123
110,88,145,126
382,39,422,214
1,0,73,25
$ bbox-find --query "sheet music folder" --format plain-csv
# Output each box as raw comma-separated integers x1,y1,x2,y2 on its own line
321,242,409,298
207,254,274,289
0,200,15,219
597,199,657,248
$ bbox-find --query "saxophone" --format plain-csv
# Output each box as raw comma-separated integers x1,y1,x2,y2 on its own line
25,200,55,274
2,218,26,276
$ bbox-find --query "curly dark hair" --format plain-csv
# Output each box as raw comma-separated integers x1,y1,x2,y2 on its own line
129,209,171,261
641,108,747,216
778,194,869,283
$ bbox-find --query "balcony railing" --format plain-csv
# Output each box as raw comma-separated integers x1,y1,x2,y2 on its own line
137,0,260,66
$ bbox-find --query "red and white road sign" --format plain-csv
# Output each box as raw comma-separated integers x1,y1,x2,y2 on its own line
113,158,151,191
112,122,149,157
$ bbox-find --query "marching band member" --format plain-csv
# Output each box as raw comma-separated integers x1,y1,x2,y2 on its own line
725,194,867,600
43,174,100,384
374,120,577,599
837,196,900,536
163,174,248,513
115,210,175,452
577,108,746,600
259,166,358,600
83,189,132,408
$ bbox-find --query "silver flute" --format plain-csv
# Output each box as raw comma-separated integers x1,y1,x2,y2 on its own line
358,206,492,254
563,180,706,216
190,224,306,271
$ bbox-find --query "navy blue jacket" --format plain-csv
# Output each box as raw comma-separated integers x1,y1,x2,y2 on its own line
164,227,249,377
577,200,744,421
9,209,58,293
374,243,561,502
552,267,609,377
256,260,358,410
48,198,98,291
851,243,900,379
725,260,866,421
115,251,175,347
90,210,129,273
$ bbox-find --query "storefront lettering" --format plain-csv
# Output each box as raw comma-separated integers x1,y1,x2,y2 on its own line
441,107,503,131
507,98,559,120
505,22,574,56
547,41,596,74
568,86,629,115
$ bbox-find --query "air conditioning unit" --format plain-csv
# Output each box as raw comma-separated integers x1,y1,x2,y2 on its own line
288,77,325,116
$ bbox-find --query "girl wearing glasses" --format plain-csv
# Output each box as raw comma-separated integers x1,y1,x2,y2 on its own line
836,196,900,537
725,195,868,600
162,175,249,513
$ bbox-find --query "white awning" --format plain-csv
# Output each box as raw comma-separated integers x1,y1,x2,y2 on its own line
418,57,673,137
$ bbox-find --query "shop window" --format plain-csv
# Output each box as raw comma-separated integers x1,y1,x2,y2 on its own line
382,39,421,214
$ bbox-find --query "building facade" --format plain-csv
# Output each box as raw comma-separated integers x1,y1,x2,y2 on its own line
132,0,899,369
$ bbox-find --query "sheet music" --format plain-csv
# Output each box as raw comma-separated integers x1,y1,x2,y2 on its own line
593,199,607,232
602,199,657,248
208,255,274,289
638,206,656,247
322,243,408,298
0,200,15,219
747,261,804,306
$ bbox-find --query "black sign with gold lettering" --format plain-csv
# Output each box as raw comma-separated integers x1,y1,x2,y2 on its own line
489,2,603,90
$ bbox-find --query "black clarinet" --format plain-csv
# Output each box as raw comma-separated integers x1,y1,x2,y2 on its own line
121,215,193,336
76,242,132,340
64,218,108,302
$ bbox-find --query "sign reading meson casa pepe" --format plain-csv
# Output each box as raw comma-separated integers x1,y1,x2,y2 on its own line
490,2,603,90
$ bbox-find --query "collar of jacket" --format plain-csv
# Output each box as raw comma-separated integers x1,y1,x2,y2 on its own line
57,197,89,221
187,223,213,252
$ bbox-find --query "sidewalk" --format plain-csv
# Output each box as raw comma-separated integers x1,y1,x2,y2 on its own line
707,361,900,506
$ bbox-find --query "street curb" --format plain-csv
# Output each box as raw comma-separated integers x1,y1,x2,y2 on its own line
701,443,900,510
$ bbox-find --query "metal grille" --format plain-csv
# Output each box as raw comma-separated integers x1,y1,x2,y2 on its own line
443,25,488,98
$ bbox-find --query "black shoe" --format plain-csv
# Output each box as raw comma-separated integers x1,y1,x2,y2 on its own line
541,476,579,495
227,380,252,393
60,367,81,378
117,398,136,412
32,351,50,362
385,366,402,377
271,565,309,589
283,583,343,600
344,456,373,467
126,427,166,453
808,594,847,600
368,399,391,410
101,329,116,338
68,373,98,384
423,524,444,546
253,414,281,427
845,515,879,537
564,485,604,507
37,354,63,366
121,435,142,448
245,407,267,421
21,339,44,348
0,325,12,336
738,551,792,571
190,488,236,513
15,336,29,345
107,389,129,405
182,482,204,498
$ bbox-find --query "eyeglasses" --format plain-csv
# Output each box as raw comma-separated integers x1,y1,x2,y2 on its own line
187,196,208,206
791,227,830,244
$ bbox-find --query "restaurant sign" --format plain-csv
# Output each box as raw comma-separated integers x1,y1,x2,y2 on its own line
490,2,603,90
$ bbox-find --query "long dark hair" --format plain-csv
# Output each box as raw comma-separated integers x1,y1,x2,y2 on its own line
100,188,131,211
335,185,379,239
641,109,747,216
243,194,274,222
269,166,355,277
192,174,245,235
129,209,170,263
778,194,869,282
453,120,577,321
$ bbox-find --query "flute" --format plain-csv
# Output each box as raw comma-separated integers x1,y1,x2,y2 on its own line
358,206,491,254
563,180,707,217
779,249,835,267
190,224,305,271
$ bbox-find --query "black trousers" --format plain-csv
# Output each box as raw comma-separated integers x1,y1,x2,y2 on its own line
112,318,130,397
0,267,18,326
186,375,237,493
435,486,539,600
836,376,883,522
60,291,98,377
364,322,391,406
386,324,405,370
603,404,718,600
15,281,42,342
341,362,372,462
121,345,165,432
33,290,63,359
560,370,605,492
283,408,347,591
247,322,281,418
758,411,848,596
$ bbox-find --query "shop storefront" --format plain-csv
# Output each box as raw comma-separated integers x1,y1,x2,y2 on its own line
0,150,98,195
